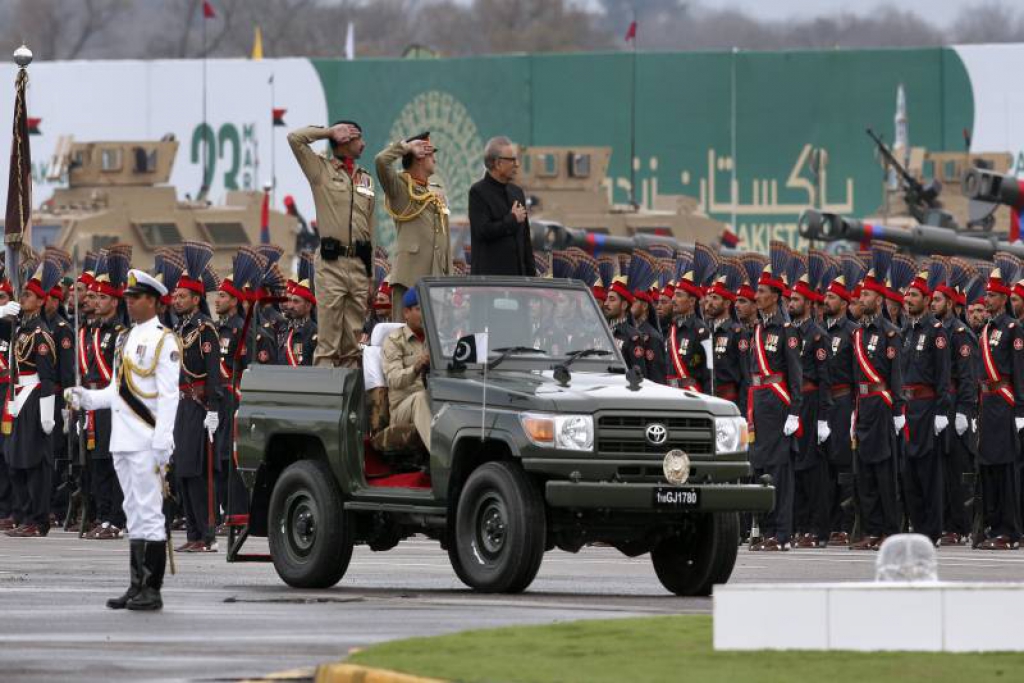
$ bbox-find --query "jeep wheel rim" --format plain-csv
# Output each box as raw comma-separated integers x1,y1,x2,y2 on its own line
475,493,508,559
283,491,317,557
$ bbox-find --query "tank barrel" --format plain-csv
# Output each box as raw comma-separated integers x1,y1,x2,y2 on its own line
799,209,1024,260
962,168,1024,208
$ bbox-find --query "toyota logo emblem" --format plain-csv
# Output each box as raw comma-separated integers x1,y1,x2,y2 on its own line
646,423,668,446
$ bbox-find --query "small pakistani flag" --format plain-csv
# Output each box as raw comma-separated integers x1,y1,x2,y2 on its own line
454,332,489,364
272,107,286,127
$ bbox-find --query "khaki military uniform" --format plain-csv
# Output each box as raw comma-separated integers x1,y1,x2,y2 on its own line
288,126,375,368
381,325,432,449
375,141,450,321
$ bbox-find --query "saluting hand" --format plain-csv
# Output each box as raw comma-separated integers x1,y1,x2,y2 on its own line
404,139,434,159
329,123,361,145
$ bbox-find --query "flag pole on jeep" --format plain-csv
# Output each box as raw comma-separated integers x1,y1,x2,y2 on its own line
4,45,32,439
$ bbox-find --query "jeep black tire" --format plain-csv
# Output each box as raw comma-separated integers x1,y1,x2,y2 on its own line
268,460,353,588
650,512,740,596
450,461,546,593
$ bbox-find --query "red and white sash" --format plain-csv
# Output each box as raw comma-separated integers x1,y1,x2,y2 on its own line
753,323,791,406
853,328,893,407
92,328,112,385
668,325,690,381
284,329,299,367
981,323,1014,406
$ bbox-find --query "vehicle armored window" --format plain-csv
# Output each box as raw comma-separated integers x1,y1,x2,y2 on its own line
201,221,251,247
134,222,183,247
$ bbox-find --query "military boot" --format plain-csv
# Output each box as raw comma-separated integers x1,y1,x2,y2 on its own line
126,540,165,611
107,539,144,609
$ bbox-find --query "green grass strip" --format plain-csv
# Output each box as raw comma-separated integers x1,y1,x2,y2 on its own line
348,614,1024,683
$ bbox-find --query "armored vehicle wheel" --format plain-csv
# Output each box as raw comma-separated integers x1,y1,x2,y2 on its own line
268,460,353,589
650,512,740,596
450,461,546,594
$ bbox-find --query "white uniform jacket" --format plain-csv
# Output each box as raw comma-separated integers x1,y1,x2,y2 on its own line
80,316,181,454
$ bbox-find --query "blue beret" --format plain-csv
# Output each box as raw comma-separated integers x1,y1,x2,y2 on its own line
403,287,419,308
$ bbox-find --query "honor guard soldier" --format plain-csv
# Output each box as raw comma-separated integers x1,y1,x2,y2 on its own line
282,252,318,366
82,246,131,539
624,251,666,384
706,258,750,412
153,249,186,329
376,132,451,321
900,266,952,545
821,253,866,545
75,251,99,325
288,120,375,369
746,245,802,551
69,269,180,610
3,257,59,537
668,248,713,392
252,262,287,366
789,254,834,548
736,254,766,333
0,264,17,530
214,247,263,528
976,260,1024,549
42,250,74,479
849,243,905,550
932,258,979,545
603,276,647,375
171,242,222,552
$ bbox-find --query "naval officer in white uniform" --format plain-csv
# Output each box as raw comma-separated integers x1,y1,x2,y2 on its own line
68,269,180,611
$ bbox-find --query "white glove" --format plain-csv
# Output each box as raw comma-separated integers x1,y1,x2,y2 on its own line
204,411,220,439
39,394,55,435
783,415,800,436
1016,417,1024,433
61,408,70,434
156,449,172,467
816,420,831,444
894,414,906,435
0,301,21,318
153,433,174,455
850,411,856,440
955,413,968,436
934,414,949,435
63,387,83,411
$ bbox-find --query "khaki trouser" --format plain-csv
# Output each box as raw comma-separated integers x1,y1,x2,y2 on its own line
390,284,408,323
390,390,432,449
313,253,369,368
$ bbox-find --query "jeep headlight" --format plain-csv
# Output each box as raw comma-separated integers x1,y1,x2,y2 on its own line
715,416,748,454
520,412,594,451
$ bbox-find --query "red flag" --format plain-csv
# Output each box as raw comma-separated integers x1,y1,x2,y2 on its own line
272,108,286,127
625,21,637,42
260,190,270,245
1012,207,1021,243
202,1,216,19
27,117,41,135
721,228,740,248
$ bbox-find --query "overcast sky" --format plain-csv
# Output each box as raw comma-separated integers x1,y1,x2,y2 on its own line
693,0,988,28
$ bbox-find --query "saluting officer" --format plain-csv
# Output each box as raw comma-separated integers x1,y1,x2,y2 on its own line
706,259,749,412
376,132,450,321
281,253,318,367
746,253,802,552
604,277,647,375
932,261,979,546
900,269,952,546
849,246,905,551
41,254,74,471
821,255,864,545
3,258,57,538
789,267,833,549
288,120,375,369
975,264,1024,549
83,246,131,539
668,268,710,393
171,242,222,552
69,269,180,611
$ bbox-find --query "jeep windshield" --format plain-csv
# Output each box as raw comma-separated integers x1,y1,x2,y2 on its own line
423,280,618,368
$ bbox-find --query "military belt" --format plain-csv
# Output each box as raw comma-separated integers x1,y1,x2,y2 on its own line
179,381,208,405
751,373,784,387
830,383,851,398
857,381,889,396
902,383,937,400
800,381,819,394
713,382,739,401
981,379,1011,393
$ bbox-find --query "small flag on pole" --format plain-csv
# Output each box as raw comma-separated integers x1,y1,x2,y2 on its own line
272,108,286,127
27,117,41,136
454,333,489,364
202,0,216,19
625,20,637,42
252,26,264,60
260,189,270,245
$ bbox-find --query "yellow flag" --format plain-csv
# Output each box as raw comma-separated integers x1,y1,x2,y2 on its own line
251,26,264,60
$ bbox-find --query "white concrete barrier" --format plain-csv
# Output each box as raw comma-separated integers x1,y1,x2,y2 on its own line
713,582,1024,652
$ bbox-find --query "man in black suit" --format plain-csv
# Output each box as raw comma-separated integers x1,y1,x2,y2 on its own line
468,136,536,276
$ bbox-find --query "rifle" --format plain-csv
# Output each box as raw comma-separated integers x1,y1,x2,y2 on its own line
866,127,942,223
71,250,92,538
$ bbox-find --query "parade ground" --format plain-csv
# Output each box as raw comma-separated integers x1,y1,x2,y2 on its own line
3,533,1024,682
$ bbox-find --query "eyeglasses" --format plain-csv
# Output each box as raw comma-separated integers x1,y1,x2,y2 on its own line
497,156,520,165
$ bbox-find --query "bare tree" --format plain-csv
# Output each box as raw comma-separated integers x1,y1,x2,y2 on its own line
952,1,1024,44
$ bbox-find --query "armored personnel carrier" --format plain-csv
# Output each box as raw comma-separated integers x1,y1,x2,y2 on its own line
29,137,296,270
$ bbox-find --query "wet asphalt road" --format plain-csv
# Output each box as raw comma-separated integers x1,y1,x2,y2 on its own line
2,532,1024,682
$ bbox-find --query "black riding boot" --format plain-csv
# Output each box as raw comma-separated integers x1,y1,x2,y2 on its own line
126,540,165,611
107,539,144,609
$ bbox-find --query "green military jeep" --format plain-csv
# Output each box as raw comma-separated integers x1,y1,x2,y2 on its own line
233,277,773,595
